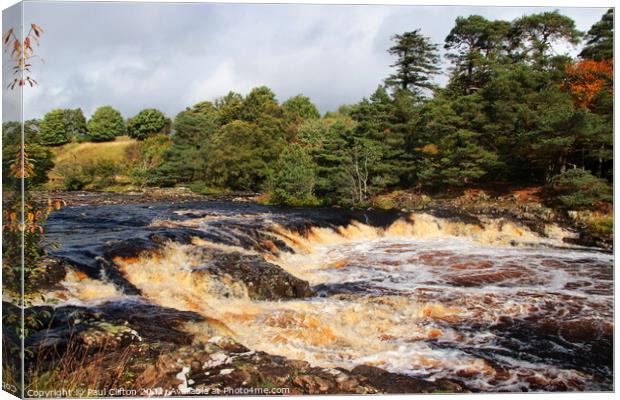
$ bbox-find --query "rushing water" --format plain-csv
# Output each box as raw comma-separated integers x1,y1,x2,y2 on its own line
44,202,614,392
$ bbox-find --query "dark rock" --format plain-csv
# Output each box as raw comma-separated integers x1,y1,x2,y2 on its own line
350,364,461,393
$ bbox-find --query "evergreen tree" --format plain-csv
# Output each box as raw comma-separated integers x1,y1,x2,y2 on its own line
215,91,244,125
349,86,411,191
87,106,125,142
512,11,582,66
444,16,512,95
157,101,219,185
414,95,500,187
580,9,613,61
267,144,319,206
298,115,355,203
386,30,440,96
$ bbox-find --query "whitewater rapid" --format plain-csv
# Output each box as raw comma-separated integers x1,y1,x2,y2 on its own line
44,205,614,392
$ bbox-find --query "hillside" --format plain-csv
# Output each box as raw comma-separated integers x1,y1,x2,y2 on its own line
46,136,137,189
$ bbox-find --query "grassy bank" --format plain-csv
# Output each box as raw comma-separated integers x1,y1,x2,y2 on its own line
45,136,138,191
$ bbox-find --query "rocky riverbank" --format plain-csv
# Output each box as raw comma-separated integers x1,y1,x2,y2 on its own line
7,300,464,395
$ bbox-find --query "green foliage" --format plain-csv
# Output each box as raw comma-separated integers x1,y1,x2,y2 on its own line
267,144,320,206
3,120,42,147
59,159,119,190
127,134,172,186
20,9,613,210
512,11,582,66
127,108,167,140
39,109,69,146
62,108,87,141
205,120,282,190
386,30,440,95
580,9,613,61
413,95,500,188
299,114,354,203
549,168,612,210
282,94,321,120
86,106,125,142
240,86,280,122
186,181,231,196
156,101,219,185
444,16,511,95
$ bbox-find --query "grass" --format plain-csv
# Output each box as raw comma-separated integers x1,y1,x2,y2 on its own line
45,136,137,189
25,337,138,396
587,214,613,235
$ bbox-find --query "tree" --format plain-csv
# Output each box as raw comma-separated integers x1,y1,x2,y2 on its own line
157,101,219,184
240,86,280,122
512,11,582,66
445,15,491,94
414,95,500,188
580,9,613,61
340,138,382,204
2,119,41,146
215,91,244,125
128,134,172,187
86,106,125,141
39,109,69,146
299,115,355,203
564,59,613,108
127,108,167,140
444,16,512,95
349,86,411,190
205,120,272,190
282,94,320,121
62,108,87,141
267,144,319,206
386,30,440,95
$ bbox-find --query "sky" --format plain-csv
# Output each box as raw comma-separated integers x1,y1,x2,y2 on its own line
1,1,609,122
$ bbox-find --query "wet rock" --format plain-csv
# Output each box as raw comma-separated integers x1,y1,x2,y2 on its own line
350,365,460,393
24,300,206,354
203,251,313,300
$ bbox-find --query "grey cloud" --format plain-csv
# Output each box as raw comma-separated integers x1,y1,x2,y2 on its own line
2,1,608,123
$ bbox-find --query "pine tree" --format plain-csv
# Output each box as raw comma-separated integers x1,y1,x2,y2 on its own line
580,9,613,61
267,144,319,206
386,30,440,96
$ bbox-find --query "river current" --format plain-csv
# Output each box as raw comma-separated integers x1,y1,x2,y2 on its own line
44,202,614,392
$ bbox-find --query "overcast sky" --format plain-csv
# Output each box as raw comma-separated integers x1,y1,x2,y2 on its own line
2,1,609,122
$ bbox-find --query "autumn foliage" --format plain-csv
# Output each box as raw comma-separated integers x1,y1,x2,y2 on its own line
3,23,43,89
564,59,613,108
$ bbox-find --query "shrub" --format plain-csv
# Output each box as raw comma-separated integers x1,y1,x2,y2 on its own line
59,160,119,190
127,109,167,140
59,164,91,191
549,168,612,210
87,106,125,142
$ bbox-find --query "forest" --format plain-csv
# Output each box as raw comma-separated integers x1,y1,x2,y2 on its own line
3,9,614,211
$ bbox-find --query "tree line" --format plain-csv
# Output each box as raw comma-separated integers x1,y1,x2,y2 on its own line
2,9,613,210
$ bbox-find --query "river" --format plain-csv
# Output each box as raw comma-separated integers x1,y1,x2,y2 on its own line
43,201,614,392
